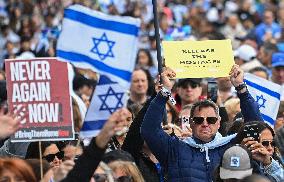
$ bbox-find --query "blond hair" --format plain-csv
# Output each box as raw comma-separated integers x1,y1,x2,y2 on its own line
108,161,145,182
224,98,240,122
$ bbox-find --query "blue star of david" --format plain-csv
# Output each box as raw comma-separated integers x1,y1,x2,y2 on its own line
256,95,266,108
91,32,115,61
98,86,124,114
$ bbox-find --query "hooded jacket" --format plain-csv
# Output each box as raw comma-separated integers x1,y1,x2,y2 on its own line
141,90,262,182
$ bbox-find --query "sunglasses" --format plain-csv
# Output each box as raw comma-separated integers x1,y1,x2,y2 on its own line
43,151,64,162
115,176,133,182
93,174,133,182
192,117,218,125
93,173,107,182
261,140,275,147
181,82,199,89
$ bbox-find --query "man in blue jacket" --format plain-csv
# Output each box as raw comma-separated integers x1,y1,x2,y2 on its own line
141,65,263,182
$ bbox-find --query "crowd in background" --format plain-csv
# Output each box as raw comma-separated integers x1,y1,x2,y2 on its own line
0,0,284,182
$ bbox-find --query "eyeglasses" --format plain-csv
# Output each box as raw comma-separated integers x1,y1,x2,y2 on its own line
43,151,64,162
115,176,133,182
181,82,199,89
93,174,133,182
93,173,107,182
192,117,218,125
261,140,275,147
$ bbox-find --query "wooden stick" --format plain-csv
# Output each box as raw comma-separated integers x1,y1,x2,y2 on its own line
39,141,43,179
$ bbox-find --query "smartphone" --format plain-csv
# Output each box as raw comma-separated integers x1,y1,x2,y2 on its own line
207,81,218,103
181,116,190,131
244,124,259,141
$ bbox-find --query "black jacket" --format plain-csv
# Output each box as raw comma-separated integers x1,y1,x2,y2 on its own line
122,95,162,182
61,137,106,182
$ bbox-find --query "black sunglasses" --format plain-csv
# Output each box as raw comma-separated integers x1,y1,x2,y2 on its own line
262,140,275,147
43,151,64,162
93,173,107,182
115,176,133,182
192,117,218,125
181,82,199,89
93,174,133,182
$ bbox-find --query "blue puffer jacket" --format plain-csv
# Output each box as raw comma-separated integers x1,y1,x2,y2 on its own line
141,91,263,182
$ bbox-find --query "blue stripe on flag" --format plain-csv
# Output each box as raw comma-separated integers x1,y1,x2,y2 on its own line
81,120,106,131
244,79,281,100
64,8,139,36
261,114,275,125
57,50,132,82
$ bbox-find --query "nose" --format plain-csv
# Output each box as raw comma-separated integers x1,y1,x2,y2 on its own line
201,120,209,127
53,156,61,165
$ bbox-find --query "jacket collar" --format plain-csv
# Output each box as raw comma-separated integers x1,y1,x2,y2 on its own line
183,132,237,149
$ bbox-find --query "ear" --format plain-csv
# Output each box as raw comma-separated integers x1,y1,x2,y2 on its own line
217,117,221,129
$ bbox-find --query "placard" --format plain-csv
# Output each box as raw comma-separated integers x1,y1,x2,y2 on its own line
5,58,74,142
163,39,234,78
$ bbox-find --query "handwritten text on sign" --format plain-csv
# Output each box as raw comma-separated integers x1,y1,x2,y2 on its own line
162,39,234,78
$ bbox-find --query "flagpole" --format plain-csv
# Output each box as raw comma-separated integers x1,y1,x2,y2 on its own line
152,0,163,83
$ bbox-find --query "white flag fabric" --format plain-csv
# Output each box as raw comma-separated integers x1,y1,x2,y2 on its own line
57,5,140,87
80,75,128,138
244,73,282,125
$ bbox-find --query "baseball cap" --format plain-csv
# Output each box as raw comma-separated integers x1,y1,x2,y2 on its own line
177,78,202,88
234,45,256,62
272,52,284,67
220,145,252,179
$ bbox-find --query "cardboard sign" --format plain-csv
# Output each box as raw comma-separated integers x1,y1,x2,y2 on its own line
163,39,234,78
5,58,74,142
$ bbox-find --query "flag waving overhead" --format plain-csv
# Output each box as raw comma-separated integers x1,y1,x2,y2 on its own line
244,73,283,125
80,74,128,138
57,5,140,87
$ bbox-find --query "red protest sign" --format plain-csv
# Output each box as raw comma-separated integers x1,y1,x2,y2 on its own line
5,58,74,142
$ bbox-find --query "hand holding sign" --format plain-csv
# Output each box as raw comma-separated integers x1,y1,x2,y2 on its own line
161,67,176,91
229,64,244,87
0,106,25,139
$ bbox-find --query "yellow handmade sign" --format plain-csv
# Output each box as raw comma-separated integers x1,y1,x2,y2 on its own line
162,39,234,78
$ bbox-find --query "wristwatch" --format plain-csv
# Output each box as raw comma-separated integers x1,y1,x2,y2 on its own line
160,87,176,105
235,83,247,92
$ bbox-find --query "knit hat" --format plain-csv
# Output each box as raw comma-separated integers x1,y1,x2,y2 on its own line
220,145,252,179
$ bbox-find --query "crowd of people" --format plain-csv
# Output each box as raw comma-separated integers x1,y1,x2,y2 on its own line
0,0,284,182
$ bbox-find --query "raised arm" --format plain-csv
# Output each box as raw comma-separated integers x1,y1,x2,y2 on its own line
61,109,125,182
229,65,263,122
141,68,176,164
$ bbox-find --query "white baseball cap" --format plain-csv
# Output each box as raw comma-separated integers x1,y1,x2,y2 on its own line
234,45,257,62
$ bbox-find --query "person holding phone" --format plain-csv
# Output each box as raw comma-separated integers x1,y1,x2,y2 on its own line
234,121,284,182
141,65,263,182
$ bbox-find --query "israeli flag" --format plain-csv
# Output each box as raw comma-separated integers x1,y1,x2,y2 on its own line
244,73,282,125
57,5,140,87
80,75,128,138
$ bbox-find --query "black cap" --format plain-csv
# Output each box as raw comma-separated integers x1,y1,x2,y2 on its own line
177,78,202,87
